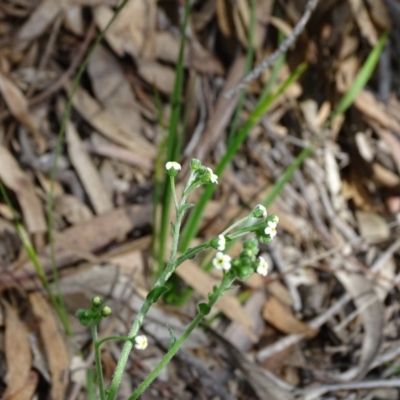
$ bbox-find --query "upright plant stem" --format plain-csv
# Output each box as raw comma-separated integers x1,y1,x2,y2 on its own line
106,177,200,400
92,324,106,400
128,275,235,399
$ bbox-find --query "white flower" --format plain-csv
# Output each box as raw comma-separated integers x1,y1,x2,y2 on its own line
134,335,148,350
213,251,231,271
256,257,269,276
264,221,277,238
207,167,218,184
165,161,181,171
217,234,226,251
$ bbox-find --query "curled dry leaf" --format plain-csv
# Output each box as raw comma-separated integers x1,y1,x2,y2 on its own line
29,292,69,400
65,82,155,159
263,295,317,337
0,145,46,235
15,0,62,50
0,73,45,152
88,45,142,134
66,119,113,214
3,301,32,398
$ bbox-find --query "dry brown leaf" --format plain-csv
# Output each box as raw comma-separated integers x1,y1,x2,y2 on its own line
365,0,391,28
262,296,317,337
10,204,152,283
176,261,256,339
5,371,39,400
85,135,153,170
29,292,69,400
63,5,84,36
216,0,232,37
348,0,378,46
0,145,46,235
3,301,32,398
137,60,175,95
15,0,62,48
66,120,113,214
0,73,45,151
232,0,250,48
333,256,384,380
88,45,142,134
355,90,400,132
155,32,224,75
372,162,400,187
54,194,93,225
93,1,156,59
194,56,246,161
371,122,400,175
65,82,155,159
355,211,390,243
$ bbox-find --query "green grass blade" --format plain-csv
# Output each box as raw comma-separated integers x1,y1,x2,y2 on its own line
179,62,308,251
228,0,256,143
156,0,191,274
331,31,388,119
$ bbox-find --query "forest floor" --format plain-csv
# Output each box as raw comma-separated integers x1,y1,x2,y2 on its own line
1,1,400,399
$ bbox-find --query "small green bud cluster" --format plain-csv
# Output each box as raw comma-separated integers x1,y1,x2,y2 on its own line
230,238,263,280
165,159,219,188
76,296,112,327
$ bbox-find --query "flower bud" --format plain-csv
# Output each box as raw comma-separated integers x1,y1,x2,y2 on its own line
92,296,102,308
165,161,181,177
210,234,226,251
252,204,267,219
101,306,112,317
190,159,201,170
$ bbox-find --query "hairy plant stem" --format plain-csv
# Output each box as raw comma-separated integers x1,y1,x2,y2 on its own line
106,173,197,400
128,274,235,399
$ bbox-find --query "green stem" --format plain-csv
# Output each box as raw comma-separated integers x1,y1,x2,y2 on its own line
221,215,251,236
106,238,209,399
128,275,234,399
92,324,106,400
170,177,179,211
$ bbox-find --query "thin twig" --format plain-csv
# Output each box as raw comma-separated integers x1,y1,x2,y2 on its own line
224,0,319,98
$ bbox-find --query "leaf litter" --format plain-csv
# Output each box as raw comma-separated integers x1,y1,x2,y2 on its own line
0,0,400,399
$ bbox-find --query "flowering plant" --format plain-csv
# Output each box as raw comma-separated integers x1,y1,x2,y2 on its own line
76,159,278,400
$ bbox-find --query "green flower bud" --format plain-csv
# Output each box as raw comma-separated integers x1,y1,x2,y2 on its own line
76,309,93,326
101,306,112,317
210,234,226,251
92,296,102,308
252,204,267,219
190,159,201,170
165,161,181,177
236,265,254,280
243,238,258,251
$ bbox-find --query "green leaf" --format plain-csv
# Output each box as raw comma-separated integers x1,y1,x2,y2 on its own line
167,326,177,349
198,302,211,316
146,286,170,303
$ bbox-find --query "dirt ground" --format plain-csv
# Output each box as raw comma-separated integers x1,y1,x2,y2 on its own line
1,0,400,399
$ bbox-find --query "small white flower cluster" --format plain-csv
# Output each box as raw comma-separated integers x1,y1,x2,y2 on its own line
213,252,232,271
217,234,225,251
264,220,277,238
134,335,148,350
166,161,181,172
165,160,218,185
206,167,218,184
256,256,269,276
